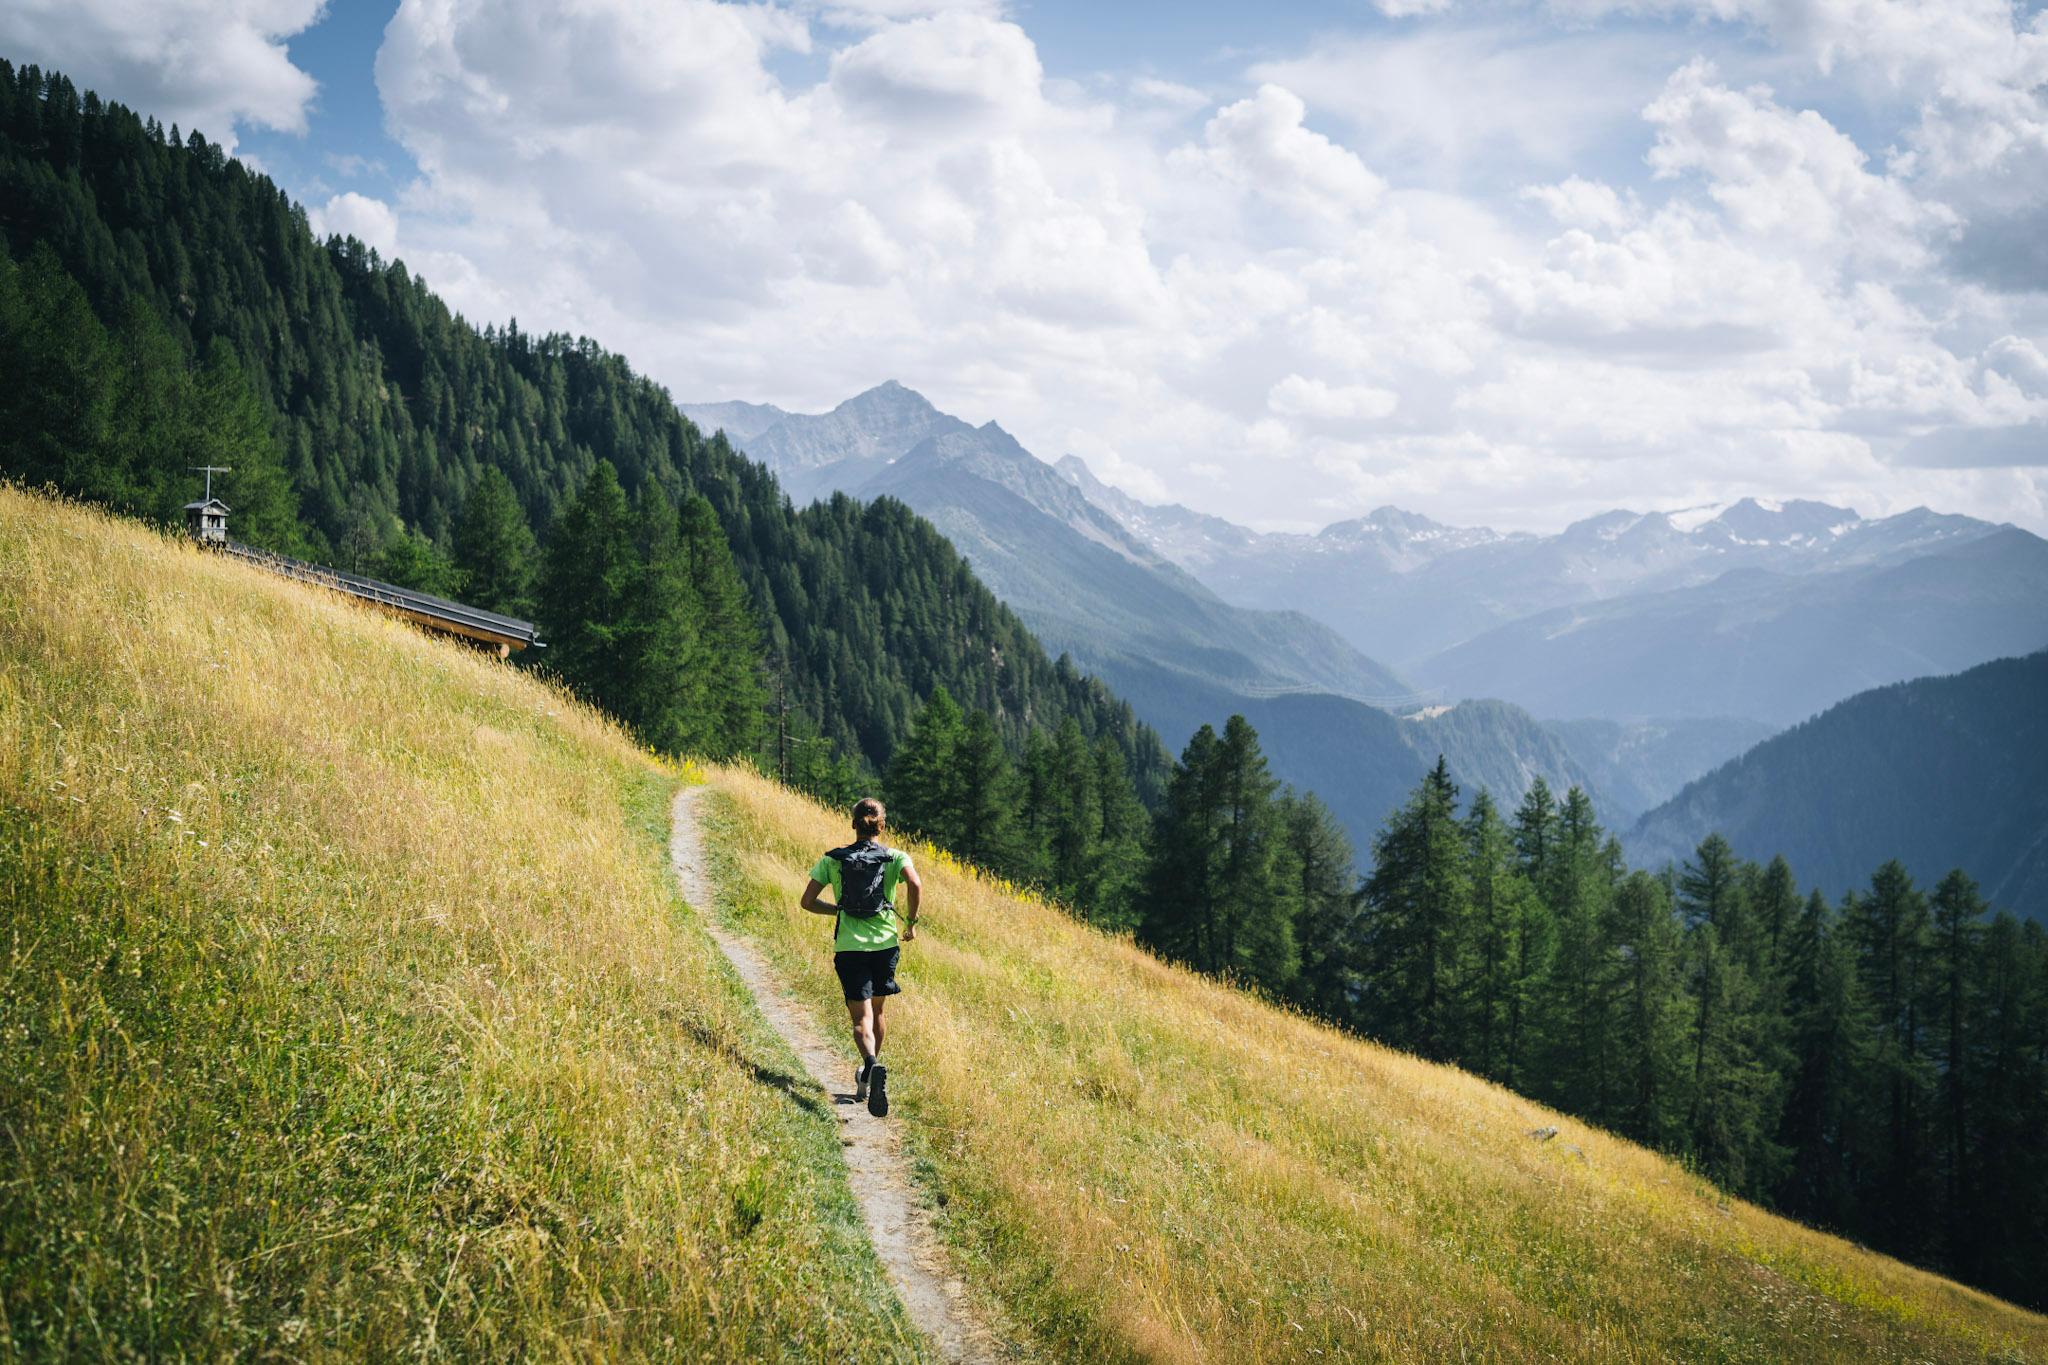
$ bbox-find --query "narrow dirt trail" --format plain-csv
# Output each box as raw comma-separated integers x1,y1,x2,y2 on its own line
670,786,1003,1365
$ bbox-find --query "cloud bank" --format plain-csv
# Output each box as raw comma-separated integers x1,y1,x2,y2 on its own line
6,0,2046,531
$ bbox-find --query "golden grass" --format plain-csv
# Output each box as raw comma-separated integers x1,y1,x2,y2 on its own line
0,487,927,1360
707,765,2048,1364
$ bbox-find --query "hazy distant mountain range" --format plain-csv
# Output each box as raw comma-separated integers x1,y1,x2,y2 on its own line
1056,454,2047,726
1628,651,2048,922
684,384,1609,849
686,382,2048,860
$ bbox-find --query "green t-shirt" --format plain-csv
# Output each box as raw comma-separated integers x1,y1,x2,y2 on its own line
810,844,915,952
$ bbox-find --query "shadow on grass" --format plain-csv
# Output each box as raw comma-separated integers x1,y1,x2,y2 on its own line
681,1017,831,1118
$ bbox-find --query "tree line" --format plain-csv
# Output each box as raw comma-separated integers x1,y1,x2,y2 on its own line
1121,728,2046,1310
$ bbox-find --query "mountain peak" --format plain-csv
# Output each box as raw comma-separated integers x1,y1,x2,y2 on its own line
834,379,935,417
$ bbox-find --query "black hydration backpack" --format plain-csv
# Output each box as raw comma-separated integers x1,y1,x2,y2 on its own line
827,841,895,919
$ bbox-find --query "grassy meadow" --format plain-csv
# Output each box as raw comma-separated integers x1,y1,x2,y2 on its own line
0,487,926,1360
709,766,2048,1363
5,482,2047,1363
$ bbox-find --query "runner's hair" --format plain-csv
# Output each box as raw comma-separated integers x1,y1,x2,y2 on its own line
852,797,886,839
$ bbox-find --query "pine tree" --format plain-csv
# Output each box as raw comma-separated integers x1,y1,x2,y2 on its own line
623,481,708,756
1139,724,1227,973
1677,835,1781,1196
1845,860,1937,1255
1358,758,1469,1059
1280,790,1360,1025
1930,868,1986,1263
1776,890,1870,1229
1211,715,1295,995
192,339,300,552
1967,914,2048,1301
677,493,765,760
1462,790,1531,1082
1537,787,1620,1116
536,461,640,719
1609,869,1687,1147
885,687,966,847
1084,734,1147,929
452,465,537,616
950,707,1018,873
1040,719,1099,905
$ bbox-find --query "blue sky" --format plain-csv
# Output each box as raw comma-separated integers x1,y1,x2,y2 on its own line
4,0,2045,532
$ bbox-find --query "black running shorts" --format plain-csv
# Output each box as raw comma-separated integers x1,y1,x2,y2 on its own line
834,947,902,1002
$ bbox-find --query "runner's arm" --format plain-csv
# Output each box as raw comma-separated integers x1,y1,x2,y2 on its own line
799,878,836,915
900,863,921,940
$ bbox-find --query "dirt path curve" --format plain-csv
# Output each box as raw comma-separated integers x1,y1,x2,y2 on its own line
670,786,1003,1365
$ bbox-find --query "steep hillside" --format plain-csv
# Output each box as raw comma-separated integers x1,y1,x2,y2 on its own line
0,489,917,1358
1550,714,1779,825
8,488,2046,1360
1630,651,2048,921
1416,529,2048,725
706,762,2048,1361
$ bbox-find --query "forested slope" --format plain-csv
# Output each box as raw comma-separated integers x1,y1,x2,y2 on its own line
0,59,1164,795
1631,651,2048,921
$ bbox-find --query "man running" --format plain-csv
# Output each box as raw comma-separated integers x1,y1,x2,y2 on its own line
800,796,921,1118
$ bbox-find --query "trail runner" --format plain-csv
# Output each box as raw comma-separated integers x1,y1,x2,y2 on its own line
800,797,921,1118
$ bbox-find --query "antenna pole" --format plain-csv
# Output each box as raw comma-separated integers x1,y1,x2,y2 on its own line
189,465,233,500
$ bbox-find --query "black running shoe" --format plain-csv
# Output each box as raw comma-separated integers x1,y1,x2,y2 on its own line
867,1063,889,1118
855,1059,871,1103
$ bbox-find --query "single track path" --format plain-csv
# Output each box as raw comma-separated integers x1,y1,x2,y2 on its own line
670,785,1002,1365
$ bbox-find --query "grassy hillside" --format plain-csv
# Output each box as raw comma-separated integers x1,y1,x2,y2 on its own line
709,770,2048,1362
0,487,922,1359
5,484,2046,1362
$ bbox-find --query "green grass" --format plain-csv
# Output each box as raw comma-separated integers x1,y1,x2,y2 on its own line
0,488,926,1360
709,765,2048,1363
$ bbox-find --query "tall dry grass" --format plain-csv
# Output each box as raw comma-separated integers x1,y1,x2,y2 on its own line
0,488,928,1360
708,764,2048,1363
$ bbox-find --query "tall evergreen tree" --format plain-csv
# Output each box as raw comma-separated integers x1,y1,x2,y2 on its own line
1537,787,1620,1116
1677,835,1781,1196
1280,790,1361,1025
950,707,1018,873
1084,734,1148,929
622,481,708,756
1776,890,1870,1230
1462,790,1532,1082
1609,869,1688,1147
1357,757,1469,1059
1139,723,1226,973
1040,719,1100,905
452,465,537,616
885,687,966,847
676,492,765,760
1211,715,1295,995
536,461,640,720
1930,868,1986,1263
1845,861,1937,1255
